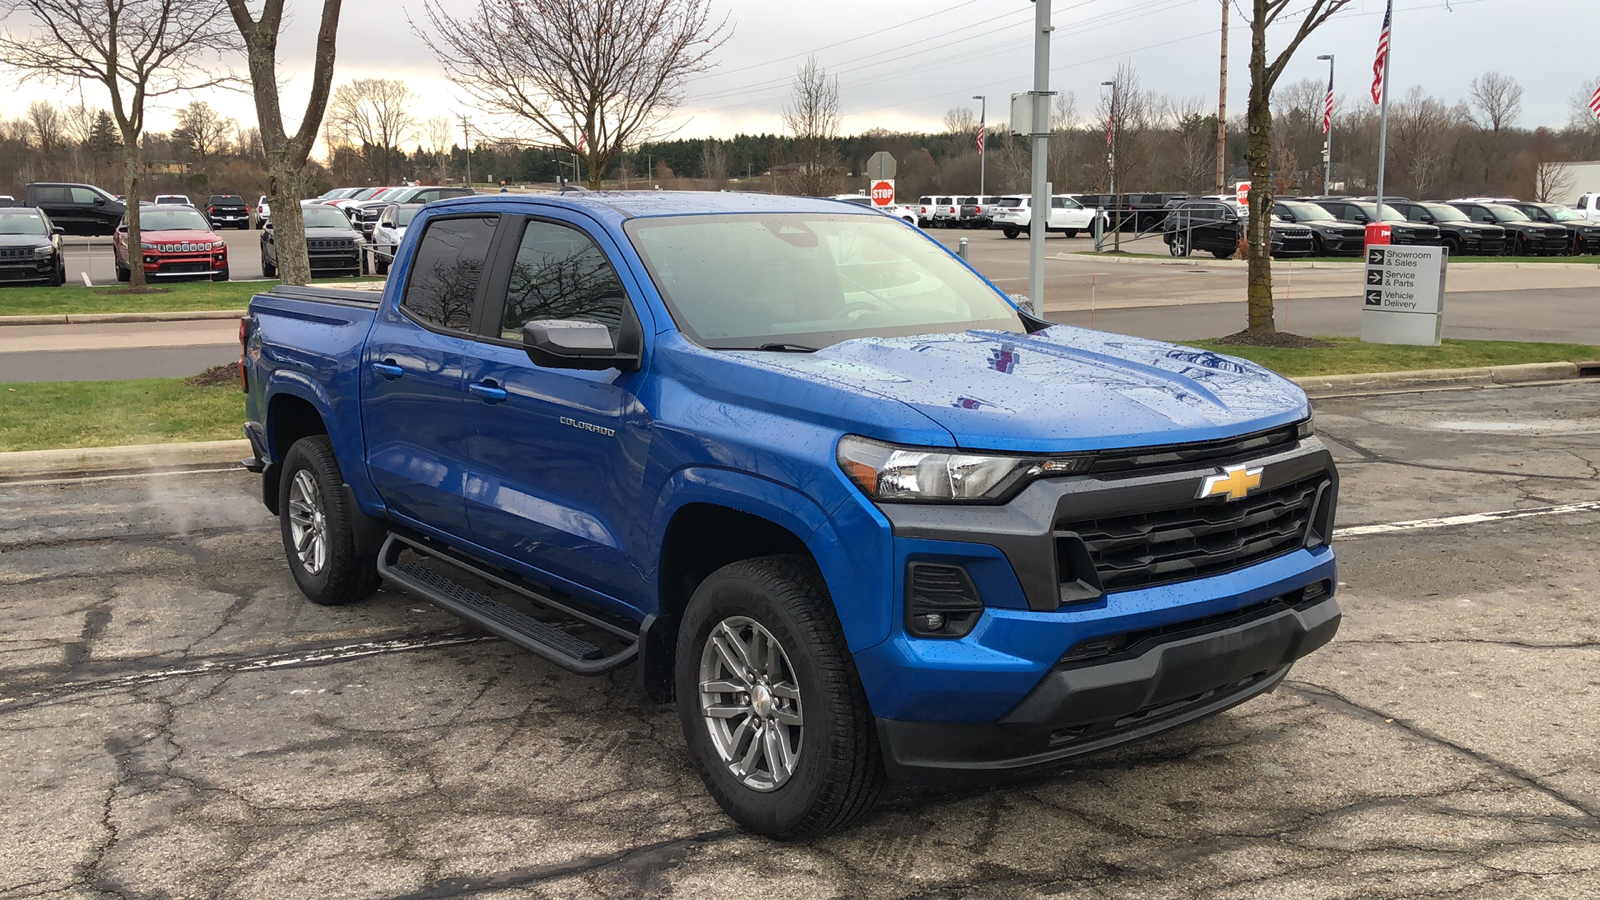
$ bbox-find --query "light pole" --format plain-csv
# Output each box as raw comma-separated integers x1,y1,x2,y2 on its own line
1102,79,1119,252
1317,54,1334,197
972,95,987,197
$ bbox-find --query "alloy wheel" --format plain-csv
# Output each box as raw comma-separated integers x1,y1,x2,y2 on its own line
698,616,804,791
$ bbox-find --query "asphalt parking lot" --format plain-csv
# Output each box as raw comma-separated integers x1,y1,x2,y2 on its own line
3,381,1597,898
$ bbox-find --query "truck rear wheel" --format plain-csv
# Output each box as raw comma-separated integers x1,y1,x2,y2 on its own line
675,555,884,839
1003,227,1020,239
278,435,381,606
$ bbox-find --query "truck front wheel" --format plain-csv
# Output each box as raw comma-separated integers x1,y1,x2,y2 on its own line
675,556,884,839
278,435,381,606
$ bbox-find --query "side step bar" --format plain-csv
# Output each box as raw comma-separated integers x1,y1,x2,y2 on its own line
377,533,638,675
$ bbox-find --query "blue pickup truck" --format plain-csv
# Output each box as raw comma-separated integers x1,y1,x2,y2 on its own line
240,192,1340,838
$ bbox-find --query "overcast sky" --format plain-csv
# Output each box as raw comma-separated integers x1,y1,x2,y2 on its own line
3,0,1596,146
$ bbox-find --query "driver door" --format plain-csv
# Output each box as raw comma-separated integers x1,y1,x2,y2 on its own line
459,214,656,615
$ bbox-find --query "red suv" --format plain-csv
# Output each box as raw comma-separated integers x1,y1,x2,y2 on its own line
113,204,229,282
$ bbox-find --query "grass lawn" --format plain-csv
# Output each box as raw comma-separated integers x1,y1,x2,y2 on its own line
0,376,244,452
0,277,383,318
1192,336,1600,378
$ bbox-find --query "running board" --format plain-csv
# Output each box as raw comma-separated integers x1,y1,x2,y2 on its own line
377,533,638,675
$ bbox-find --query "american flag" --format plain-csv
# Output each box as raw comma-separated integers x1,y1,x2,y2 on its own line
1589,82,1600,120
1370,0,1392,105
1323,71,1335,134
976,119,985,154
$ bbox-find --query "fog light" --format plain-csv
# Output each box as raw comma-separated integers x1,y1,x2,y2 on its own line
905,563,983,639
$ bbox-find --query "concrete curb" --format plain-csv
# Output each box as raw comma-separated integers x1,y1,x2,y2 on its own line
1294,361,1593,397
0,440,250,479
0,309,248,327
2,363,1596,478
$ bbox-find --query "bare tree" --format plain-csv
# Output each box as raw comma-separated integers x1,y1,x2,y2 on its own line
1165,95,1214,194
1534,160,1575,204
1048,91,1077,187
60,100,95,146
781,56,842,197
943,106,977,138
175,99,234,165
27,100,60,157
1391,86,1459,198
327,78,416,184
224,0,342,286
700,138,727,188
1240,0,1351,338
424,115,455,184
1468,72,1523,132
420,0,728,190
1095,64,1152,196
0,0,238,289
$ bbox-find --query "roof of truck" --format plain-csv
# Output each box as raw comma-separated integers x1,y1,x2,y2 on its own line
427,190,878,221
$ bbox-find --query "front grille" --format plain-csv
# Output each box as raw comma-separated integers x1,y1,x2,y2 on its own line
308,239,355,251
0,248,31,260
157,242,212,252
159,261,210,274
1059,475,1326,593
1088,423,1301,476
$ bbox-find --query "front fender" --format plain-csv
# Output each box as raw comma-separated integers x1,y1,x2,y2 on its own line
649,466,895,653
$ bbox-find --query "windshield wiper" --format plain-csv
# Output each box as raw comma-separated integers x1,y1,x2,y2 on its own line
752,342,820,353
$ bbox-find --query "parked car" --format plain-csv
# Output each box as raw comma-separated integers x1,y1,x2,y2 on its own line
990,194,1103,239
259,201,362,278
1163,198,1314,258
112,204,228,282
1574,192,1600,223
154,194,193,206
24,182,125,235
205,194,251,230
239,190,1340,839
0,195,17,207
1385,200,1507,257
346,185,477,237
830,195,918,227
1302,198,1441,246
312,187,364,203
916,195,961,227
0,207,66,286
369,202,422,275
255,195,272,229
1445,200,1568,256
1495,201,1600,255
1269,201,1367,256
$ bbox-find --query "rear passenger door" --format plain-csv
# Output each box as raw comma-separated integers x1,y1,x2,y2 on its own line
361,214,502,539
458,213,656,616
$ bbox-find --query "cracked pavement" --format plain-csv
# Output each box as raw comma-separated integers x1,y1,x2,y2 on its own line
2,382,1598,899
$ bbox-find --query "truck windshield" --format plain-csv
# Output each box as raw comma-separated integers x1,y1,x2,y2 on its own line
1420,203,1469,223
1277,201,1335,222
0,211,47,235
625,213,1024,350
1484,204,1530,223
139,207,210,231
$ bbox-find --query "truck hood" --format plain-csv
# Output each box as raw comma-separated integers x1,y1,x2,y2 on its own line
727,326,1309,453
0,234,51,250
140,229,221,244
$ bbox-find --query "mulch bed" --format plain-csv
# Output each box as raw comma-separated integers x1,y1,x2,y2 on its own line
1211,330,1331,349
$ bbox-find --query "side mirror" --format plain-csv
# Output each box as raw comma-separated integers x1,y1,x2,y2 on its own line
1421,215,1435,224
521,310,641,371
1353,213,1368,224
93,196,106,206
1481,215,1495,224
51,226,63,235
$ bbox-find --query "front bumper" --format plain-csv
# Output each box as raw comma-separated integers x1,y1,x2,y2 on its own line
0,254,58,283
878,588,1338,780
141,250,227,276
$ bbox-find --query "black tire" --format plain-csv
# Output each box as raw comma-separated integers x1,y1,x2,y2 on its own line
1002,227,1019,240
1212,249,1233,259
1445,237,1463,258
51,263,65,287
676,555,884,840
1311,235,1326,258
262,256,277,278
213,266,229,282
115,261,130,283
277,435,381,606
375,255,389,276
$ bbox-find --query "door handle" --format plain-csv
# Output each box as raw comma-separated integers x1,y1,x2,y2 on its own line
371,360,403,379
469,381,508,403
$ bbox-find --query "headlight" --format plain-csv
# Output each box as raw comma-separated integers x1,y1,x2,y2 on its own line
837,435,1090,503
1296,414,1315,439
140,242,155,250
33,245,54,259
211,241,227,250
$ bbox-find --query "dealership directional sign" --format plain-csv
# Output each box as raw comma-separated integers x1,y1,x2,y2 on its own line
1360,245,1447,346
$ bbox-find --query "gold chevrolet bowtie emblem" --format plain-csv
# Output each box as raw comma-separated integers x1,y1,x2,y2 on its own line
1198,465,1263,501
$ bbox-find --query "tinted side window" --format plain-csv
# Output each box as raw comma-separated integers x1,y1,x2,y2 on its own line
401,216,497,332
500,220,628,342
70,187,100,204
33,186,68,204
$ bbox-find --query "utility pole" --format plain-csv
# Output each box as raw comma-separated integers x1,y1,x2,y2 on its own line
460,116,472,189
1027,0,1052,313
973,94,987,197
1215,0,1228,195
1318,54,1335,196
1103,78,1120,253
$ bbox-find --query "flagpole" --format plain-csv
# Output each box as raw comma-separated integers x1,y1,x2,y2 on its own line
1374,7,1392,227
1318,54,1334,196
974,95,987,197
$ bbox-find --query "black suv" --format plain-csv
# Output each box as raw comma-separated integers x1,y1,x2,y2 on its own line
1303,198,1441,246
205,194,251,230
1495,201,1600,255
1163,198,1313,259
1386,200,1506,256
1445,201,1568,256
1270,200,1366,256
0,207,66,286
261,202,363,278
24,182,125,235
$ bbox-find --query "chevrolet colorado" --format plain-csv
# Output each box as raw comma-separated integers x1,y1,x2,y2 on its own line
241,191,1341,839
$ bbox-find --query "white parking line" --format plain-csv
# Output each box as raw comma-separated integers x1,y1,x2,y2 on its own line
1334,500,1600,538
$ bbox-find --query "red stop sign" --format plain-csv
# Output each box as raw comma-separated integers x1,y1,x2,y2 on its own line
870,180,895,206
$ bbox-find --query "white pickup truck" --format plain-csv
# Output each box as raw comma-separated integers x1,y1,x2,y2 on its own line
989,194,1105,239
1574,193,1600,223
